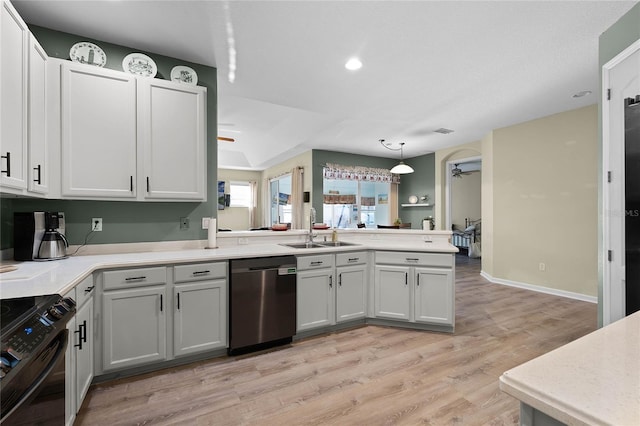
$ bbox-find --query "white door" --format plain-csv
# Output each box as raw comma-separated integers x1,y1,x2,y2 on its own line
138,79,206,200
603,39,640,325
297,268,334,331
27,35,48,194
102,286,166,371
74,299,93,411
414,267,454,325
336,265,366,322
174,280,227,357
374,265,411,321
0,0,28,191
61,63,137,198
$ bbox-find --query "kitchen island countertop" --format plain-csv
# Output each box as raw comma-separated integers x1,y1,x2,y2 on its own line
499,310,640,425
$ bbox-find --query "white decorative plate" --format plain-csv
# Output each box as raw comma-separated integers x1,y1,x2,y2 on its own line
170,65,198,85
408,195,418,204
122,53,157,77
69,42,107,67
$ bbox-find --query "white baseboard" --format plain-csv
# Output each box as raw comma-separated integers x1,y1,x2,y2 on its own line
480,270,597,304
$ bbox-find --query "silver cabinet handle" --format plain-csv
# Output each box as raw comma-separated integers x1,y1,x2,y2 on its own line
310,261,324,266
348,257,359,262
192,270,210,276
405,258,419,263
84,286,95,294
329,275,333,288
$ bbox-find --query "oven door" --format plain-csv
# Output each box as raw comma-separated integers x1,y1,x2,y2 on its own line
1,330,68,425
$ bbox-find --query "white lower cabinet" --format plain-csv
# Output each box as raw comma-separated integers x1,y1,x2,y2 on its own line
335,251,367,323
65,275,95,425
414,267,454,325
102,285,167,371
374,265,412,321
99,263,228,373
173,262,227,357
374,251,455,327
296,254,335,332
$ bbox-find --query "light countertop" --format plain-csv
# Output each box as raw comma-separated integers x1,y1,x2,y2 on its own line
499,311,640,425
0,230,457,300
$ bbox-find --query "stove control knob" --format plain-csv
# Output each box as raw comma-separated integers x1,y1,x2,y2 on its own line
47,303,68,320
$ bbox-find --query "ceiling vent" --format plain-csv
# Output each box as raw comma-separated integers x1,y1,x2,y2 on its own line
434,128,454,135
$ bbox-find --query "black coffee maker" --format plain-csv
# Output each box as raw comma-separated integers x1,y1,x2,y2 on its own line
14,212,69,261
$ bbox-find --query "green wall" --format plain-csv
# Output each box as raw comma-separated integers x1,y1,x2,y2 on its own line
397,153,436,229
311,150,436,229
597,2,640,326
1,25,218,249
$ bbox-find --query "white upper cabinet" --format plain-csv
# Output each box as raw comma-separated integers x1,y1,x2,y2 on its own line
138,79,206,200
1,0,29,191
61,62,138,198
27,34,48,194
59,62,207,201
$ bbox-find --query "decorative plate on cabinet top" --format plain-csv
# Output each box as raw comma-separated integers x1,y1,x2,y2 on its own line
69,42,107,67
170,65,198,85
408,195,418,204
122,53,157,77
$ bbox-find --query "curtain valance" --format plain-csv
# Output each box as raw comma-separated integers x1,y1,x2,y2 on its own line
323,163,400,183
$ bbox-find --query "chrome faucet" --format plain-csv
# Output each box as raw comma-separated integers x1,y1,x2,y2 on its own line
307,207,317,243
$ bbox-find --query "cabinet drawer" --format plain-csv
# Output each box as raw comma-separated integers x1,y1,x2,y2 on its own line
74,275,95,307
297,254,334,270
336,251,368,267
174,262,226,283
375,251,453,268
103,266,167,290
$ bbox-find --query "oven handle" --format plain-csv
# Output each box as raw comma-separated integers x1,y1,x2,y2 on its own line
0,330,68,423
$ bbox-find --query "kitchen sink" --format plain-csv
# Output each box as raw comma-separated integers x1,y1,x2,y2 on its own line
280,242,326,249
317,241,360,247
281,241,361,249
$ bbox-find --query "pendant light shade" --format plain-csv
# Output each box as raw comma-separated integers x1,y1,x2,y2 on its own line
380,139,414,174
390,161,414,174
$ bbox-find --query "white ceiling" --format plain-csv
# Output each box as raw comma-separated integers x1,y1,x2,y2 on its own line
13,0,637,170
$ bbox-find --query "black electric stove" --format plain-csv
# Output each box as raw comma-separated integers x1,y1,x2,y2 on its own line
1,294,76,424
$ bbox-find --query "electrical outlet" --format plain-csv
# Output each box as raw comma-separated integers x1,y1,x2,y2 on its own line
539,262,546,272
202,217,210,229
180,217,189,229
92,218,103,232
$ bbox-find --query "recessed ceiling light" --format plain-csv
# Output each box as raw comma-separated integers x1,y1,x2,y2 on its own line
572,90,592,98
345,57,362,71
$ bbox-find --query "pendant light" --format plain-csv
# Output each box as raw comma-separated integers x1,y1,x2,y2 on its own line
380,139,414,174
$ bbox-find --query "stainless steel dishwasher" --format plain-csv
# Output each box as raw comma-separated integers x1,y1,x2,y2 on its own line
229,256,297,355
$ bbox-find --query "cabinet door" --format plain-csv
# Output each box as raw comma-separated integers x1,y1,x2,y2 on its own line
297,268,334,331
102,286,166,371
74,297,94,412
61,62,137,198
414,267,454,325
0,0,28,191
65,316,76,426
336,264,366,322
374,265,411,321
139,79,206,200
27,34,47,194
174,279,227,357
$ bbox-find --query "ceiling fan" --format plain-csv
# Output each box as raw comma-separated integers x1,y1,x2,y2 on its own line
451,163,473,178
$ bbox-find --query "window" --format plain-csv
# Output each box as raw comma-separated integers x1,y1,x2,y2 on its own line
229,181,251,207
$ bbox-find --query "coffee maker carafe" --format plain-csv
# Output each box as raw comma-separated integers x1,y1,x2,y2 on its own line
38,213,69,260
14,212,69,261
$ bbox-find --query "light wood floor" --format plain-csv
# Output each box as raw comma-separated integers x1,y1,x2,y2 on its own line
76,255,597,425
